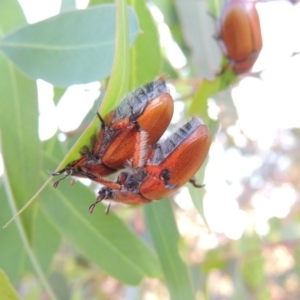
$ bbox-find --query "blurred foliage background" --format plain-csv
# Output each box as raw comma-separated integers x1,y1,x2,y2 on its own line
1,0,300,299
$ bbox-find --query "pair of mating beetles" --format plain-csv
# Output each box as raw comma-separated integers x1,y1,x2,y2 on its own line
51,78,211,213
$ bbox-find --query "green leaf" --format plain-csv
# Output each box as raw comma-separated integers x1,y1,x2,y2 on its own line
0,0,41,243
202,248,226,272
42,129,161,285
0,0,26,34
52,0,134,173
32,210,62,273
128,0,162,89
0,51,41,242
230,261,251,300
0,5,140,87
189,70,237,116
0,178,59,299
151,0,183,47
294,245,300,280
60,0,76,12
90,0,114,5
0,3,60,298
0,0,33,280
238,232,269,299
145,201,195,300
0,183,27,283
99,0,132,116
205,0,223,18
48,271,71,300
0,269,21,300
39,183,161,285
187,161,208,228
189,79,216,120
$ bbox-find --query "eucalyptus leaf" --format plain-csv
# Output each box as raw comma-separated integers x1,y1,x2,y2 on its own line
0,269,20,300
0,183,27,283
40,184,161,285
0,5,140,87
128,0,161,89
51,0,134,172
145,201,195,300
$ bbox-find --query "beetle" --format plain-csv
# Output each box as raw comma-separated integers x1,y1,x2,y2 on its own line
51,78,174,187
217,0,263,74
85,117,211,213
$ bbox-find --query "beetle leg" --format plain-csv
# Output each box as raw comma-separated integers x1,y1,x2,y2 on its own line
50,155,88,188
105,203,111,215
80,170,122,190
89,187,111,213
96,112,106,127
49,155,88,177
189,177,205,188
89,200,111,214
88,199,102,214
92,112,107,155
88,202,97,214
52,173,71,188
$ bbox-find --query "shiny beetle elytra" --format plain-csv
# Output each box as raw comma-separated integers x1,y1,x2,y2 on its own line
51,78,174,187
86,117,211,213
217,0,263,74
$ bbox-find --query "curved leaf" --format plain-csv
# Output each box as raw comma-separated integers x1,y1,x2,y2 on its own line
41,134,161,284
36,1,162,283
52,0,136,172
145,201,195,300
0,269,20,300
0,1,59,298
4,0,139,223
128,0,162,89
0,4,140,87
40,183,161,285
0,183,27,283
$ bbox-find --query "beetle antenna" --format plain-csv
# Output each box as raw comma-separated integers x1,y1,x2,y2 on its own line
189,178,205,188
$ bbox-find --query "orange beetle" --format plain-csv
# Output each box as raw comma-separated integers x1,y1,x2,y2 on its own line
87,117,211,212
51,78,174,186
217,0,263,74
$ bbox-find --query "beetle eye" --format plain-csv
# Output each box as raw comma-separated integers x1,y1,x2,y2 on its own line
160,169,171,182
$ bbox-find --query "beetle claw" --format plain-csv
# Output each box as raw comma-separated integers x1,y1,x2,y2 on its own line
96,112,106,129
105,203,111,215
88,203,96,214
189,178,205,188
52,173,70,188
88,192,106,214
